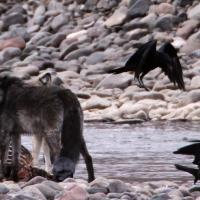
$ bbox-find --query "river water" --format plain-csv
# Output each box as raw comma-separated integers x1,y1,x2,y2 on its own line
22,121,200,184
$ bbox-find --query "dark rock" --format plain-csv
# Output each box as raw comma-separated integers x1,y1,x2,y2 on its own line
50,14,69,32
55,60,80,72
64,47,93,60
151,193,170,200
47,33,66,47
128,0,150,19
87,187,108,194
35,183,58,200
123,20,149,31
85,0,99,11
2,13,26,30
60,43,79,60
9,27,31,41
86,51,106,65
97,0,118,12
108,180,130,193
155,14,175,31
6,4,26,15
174,0,194,7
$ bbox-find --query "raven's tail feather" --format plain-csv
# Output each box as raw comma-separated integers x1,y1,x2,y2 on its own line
107,67,127,74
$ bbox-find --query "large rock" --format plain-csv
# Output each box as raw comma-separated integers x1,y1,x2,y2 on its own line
188,3,200,21
128,0,150,19
0,37,26,50
2,13,26,30
176,19,199,39
96,73,133,89
155,14,176,31
55,184,89,200
0,47,21,64
105,6,128,28
156,3,175,15
108,180,129,193
51,14,69,32
17,186,47,200
81,95,111,110
181,31,200,54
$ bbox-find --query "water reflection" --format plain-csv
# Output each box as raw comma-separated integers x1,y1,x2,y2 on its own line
22,121,200,183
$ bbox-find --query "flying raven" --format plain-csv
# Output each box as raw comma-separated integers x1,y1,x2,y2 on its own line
108,40,185,91
174,143,200,167
174,143,200,183
175,164,200,184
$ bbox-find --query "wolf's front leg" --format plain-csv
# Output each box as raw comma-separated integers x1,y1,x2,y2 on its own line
32,135,42,168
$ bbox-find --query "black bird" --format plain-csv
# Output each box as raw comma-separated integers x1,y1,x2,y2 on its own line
108,40,185,91
173,143,200,167
175,164,200,184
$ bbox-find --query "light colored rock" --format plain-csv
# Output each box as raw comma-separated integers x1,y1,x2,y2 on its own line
119,99,167,117
66,30,88,41
188,4,200,21
156,3,175,15
172,37,186,49
0,37,26,50
180,31,200,54
176,19,199,39
162,102,200,120
190,75,200,89
82,95,111,110
122,110,149,120
105,6,128,28
55,184,89,200
108,180,129,193
51,14,69,31
0,183,9,194
96,74,133,89
20,185,47,200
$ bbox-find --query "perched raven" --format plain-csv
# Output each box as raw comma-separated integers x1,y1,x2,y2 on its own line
174,143,200,167
108,40,185,91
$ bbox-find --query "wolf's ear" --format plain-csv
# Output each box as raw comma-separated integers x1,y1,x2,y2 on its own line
39,73,52,86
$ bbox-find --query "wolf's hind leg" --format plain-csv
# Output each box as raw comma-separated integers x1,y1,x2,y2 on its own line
80,139,95,182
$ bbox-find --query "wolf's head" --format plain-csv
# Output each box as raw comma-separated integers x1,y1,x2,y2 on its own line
53,156,75,182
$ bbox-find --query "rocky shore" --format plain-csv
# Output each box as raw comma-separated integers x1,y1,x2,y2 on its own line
1,176,200,200
0,0,200,122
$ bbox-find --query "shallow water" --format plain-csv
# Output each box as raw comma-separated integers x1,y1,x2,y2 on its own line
22,121,200,184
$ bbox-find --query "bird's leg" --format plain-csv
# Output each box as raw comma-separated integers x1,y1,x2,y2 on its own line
139,76,149,91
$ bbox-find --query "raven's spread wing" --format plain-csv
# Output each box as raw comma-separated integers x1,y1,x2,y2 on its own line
175,164,200,184
157,42,185,90
108,40,157,74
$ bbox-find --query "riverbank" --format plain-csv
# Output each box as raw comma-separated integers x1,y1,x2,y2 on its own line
0,0,200,123
1,176,200,200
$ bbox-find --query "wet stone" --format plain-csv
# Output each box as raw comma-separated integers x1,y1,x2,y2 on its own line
0,184,9,194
